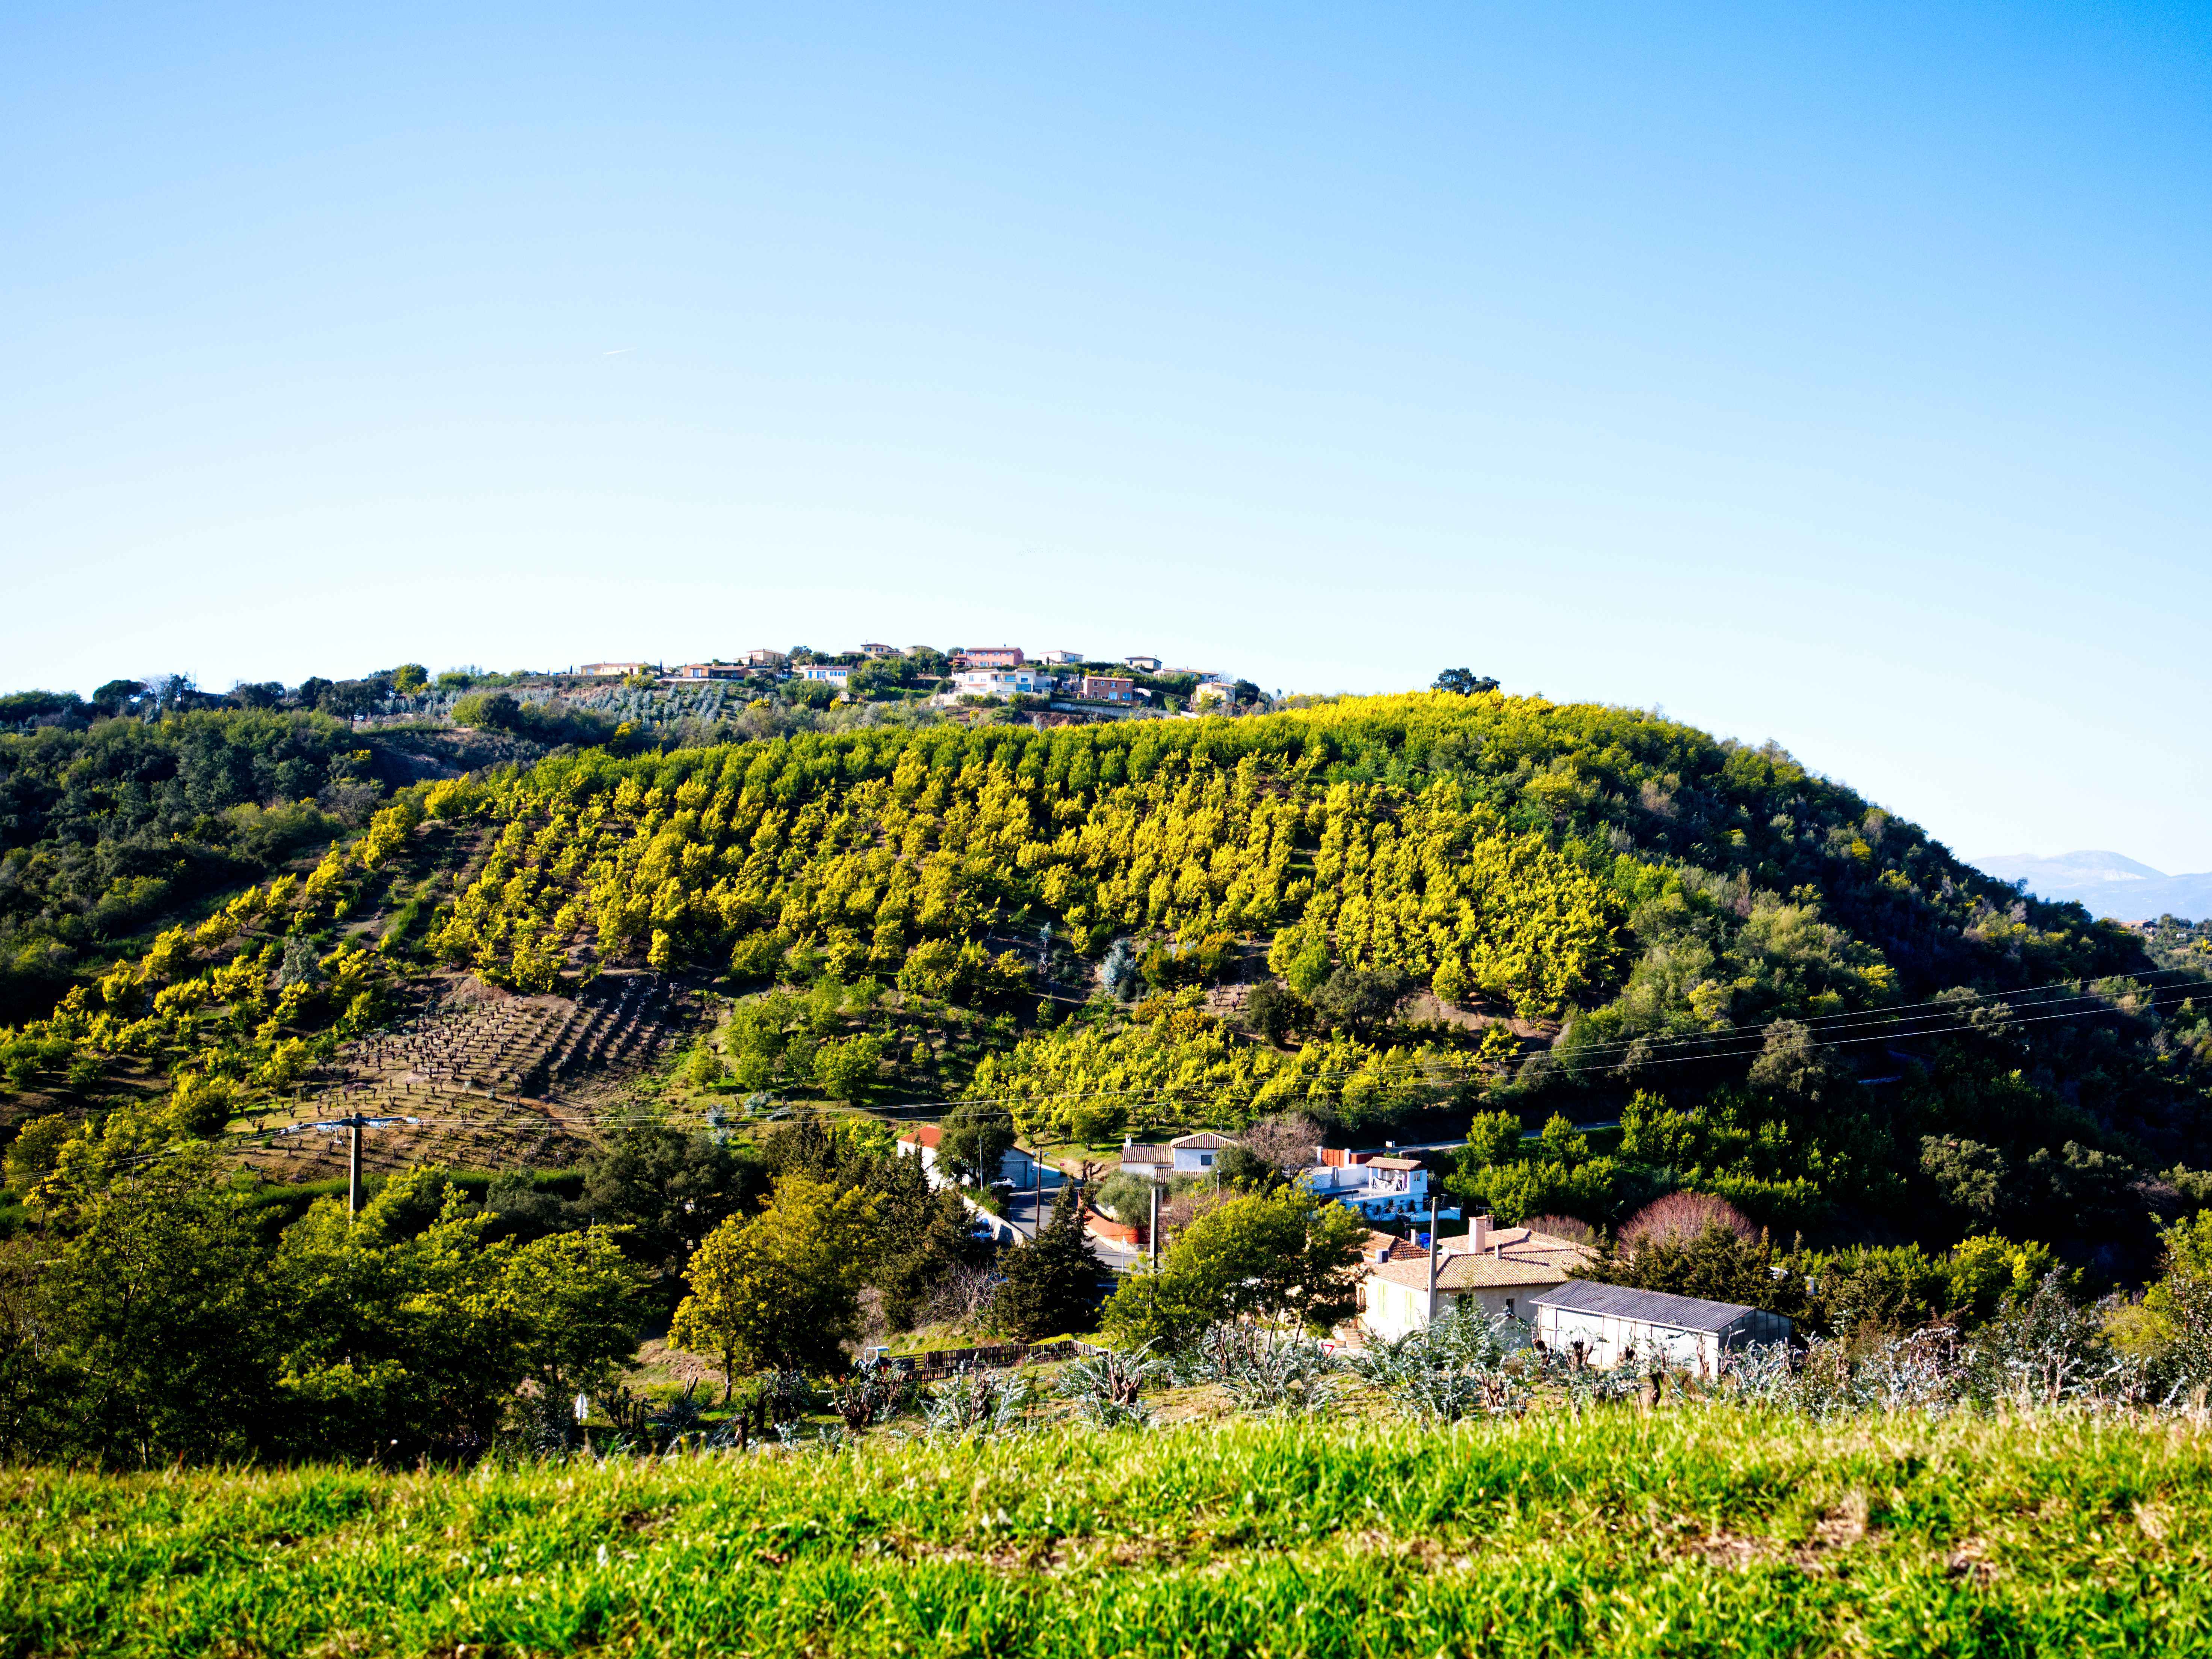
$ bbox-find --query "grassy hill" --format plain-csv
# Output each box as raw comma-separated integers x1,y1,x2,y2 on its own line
9,1409,2212,1657
5,688,2209,1271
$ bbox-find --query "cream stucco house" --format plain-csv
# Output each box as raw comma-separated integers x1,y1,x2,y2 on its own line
1357,1215,1595,1343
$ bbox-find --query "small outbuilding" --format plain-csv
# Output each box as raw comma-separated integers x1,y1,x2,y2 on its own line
1531,1279,1790,1374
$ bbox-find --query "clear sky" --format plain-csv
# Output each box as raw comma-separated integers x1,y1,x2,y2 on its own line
4,3,2208,871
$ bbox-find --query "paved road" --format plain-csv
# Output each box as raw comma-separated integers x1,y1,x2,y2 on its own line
1004,1184,1148,1273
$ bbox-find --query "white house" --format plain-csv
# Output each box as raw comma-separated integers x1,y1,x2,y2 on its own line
1042,649,1085,665
1118,1143,1173,1180
896,1123,1042,1188
858,643,903,658
1118,1130,1238,1181
579,661,653,677
1193,677,1240,708
1531,1280,1791,1374
1358,1215,1595,1341
799,664,852,686
953,667,1054,698
1299,1149,1458,1224
1123,655,1162,672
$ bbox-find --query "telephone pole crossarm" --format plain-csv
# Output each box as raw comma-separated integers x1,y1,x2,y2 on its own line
274,1113,422,1213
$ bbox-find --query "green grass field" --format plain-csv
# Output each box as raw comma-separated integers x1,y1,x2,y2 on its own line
8,1409,2211,1657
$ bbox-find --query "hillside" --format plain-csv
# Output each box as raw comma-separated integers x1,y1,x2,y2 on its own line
10,1411,2212,1657
5,687,2210,1271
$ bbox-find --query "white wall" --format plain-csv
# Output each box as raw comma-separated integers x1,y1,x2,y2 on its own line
1361,1277,1541,1342
1537,1307,1719,1372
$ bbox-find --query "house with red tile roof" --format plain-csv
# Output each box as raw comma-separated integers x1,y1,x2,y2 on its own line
1358,1214,1597,1341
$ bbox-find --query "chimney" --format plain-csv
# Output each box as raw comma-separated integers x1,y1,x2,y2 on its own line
1470,1212,1492,1255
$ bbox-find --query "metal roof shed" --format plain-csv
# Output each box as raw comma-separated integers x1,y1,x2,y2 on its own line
1531,1279,1790,1374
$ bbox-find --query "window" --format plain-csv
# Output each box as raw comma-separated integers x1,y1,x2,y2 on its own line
1199,1153,1214,1167
1505,1298,1515,1317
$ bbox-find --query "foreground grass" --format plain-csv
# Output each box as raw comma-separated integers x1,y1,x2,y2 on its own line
8,1409,2212,1657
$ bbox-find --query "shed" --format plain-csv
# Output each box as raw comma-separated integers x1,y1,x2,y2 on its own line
1530,1279,1789,1374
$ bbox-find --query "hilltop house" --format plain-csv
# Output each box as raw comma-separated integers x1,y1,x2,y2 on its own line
579,661,653,677
897,1123,1042,1189
957,646,1026,669
668,662,744,681
799,664,851,686
1123,655,1162,672
1118,1131,1238,1180
858,643,902,658
1193,677,1240,708
1358,1215,1595,1340
953,667,1054,698
1530,1281,1790,1374
1072,675,1135,704
1042,649,1084,665
743,648,789,668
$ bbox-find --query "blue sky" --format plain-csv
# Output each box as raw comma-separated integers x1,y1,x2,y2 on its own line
4,3,2209,870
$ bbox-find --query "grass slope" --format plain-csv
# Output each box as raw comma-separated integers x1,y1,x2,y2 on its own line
9,1410,2211,1657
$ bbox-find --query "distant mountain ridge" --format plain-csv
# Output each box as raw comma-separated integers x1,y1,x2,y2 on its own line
1973,850,2212,924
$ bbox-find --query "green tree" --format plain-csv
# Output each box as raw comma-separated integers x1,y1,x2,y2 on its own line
1243,980,1302,1046
1942,1234,2060,1324
581,1125,759,1276
1431,669,1500,695
503,1228,644,1409
860,1147,987,1329
1101,1185,1365,1351
1447,1108,1621,1225
1285,938,1331,997
938,1101,1015,1187
1308,966,1408,1033
450,690,519,729
1214,1143,1287,1194
2,1113,73,1193
994,1190,1105,1340
1462,1110,1524,1168
670,1173,882,1387
2110,1212,2212,1382
1593,1222,1801,1320
813,1033,886,1103
35,1142,273,1466
269,1170,523,1458
91,678,144,714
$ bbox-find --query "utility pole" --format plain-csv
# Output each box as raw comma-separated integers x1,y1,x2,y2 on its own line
1425,1195,1440,1326
276,1112,422,1215
1149,1182,1161,1269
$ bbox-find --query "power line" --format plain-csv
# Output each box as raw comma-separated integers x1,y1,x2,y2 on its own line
202,970,2210,1159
